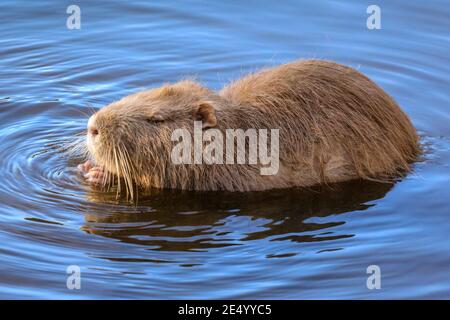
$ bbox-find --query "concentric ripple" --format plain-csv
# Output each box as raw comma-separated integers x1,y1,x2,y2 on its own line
0,117,86,209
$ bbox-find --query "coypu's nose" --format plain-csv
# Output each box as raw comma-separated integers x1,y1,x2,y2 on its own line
87,115,99,137
89,127,99,136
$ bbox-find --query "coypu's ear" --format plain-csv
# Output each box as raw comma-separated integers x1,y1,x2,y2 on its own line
195,102,217,129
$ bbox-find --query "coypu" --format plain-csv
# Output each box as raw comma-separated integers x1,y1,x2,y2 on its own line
78,59,419,198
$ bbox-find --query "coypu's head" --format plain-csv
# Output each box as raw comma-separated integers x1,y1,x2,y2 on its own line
86,80,221,196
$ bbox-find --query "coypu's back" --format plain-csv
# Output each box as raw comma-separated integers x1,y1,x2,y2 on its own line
220,60,419,182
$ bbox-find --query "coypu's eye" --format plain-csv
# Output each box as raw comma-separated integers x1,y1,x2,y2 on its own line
146,118,164,124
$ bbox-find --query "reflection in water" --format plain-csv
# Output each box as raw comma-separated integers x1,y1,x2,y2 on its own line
82,181,393,253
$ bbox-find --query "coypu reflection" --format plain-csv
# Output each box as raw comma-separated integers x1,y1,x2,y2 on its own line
81,180,393,252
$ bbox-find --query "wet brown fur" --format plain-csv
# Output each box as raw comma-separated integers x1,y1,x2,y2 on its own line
86,60,419,198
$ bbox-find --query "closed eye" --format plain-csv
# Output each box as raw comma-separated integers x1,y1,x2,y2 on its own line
146,118,164,124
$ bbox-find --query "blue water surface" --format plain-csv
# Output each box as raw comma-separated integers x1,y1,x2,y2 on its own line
0,0,449,299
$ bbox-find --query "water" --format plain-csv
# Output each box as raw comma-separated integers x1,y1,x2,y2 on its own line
0,0,449,299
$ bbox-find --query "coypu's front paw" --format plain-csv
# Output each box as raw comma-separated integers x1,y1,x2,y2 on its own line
77,160,107,186
77,160,95,173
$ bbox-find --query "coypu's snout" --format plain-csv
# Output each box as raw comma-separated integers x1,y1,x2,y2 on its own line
86,114,99,156
88,121,99,137
85,110,123,174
